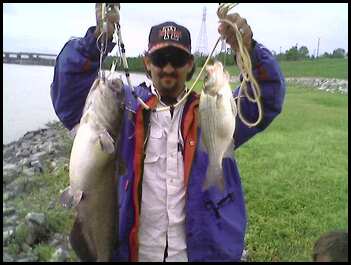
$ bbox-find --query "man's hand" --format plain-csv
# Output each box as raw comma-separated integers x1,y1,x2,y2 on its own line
218,13,253,55
94,3,120,40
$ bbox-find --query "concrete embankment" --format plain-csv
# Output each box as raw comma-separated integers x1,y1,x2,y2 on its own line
230,76,348,95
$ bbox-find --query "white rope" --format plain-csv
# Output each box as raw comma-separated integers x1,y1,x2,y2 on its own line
104,3,263,126
96,3,109,81
217,3,263,127
109,5,223,112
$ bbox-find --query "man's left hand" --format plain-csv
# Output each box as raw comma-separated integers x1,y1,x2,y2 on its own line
95,3,120,40
218,13,253,55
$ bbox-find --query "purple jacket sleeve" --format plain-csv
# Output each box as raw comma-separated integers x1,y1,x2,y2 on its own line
233,41,286,149
50,26,116,130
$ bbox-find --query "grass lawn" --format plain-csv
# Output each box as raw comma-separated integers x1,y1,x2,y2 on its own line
235,85,348,261
278,58,348,79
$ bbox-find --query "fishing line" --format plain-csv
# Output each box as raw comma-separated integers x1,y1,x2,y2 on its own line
114,21,221,112
108,4,221,112
96,3,110,81
103,3,263,127
217,3,263,127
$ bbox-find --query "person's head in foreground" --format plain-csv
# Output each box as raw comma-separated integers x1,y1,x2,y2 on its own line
312,230,348,262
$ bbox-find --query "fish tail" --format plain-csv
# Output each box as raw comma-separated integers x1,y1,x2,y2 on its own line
202,163,225,192
70,217,97,262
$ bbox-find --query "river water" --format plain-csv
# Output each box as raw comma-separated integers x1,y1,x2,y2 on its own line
3,64,147,145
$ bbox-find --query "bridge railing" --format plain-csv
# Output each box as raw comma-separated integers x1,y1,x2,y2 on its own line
3,52,57,66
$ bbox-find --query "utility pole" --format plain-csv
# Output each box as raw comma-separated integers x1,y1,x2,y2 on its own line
195,7,209,56
316,37,320,58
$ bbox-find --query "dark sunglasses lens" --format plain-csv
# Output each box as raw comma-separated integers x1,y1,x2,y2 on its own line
171,56,189,67
151,55,167,68
151,51,189,68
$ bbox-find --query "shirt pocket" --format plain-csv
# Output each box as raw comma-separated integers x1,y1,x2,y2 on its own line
144,153,160,163
146,127,166,156
143,152,162,181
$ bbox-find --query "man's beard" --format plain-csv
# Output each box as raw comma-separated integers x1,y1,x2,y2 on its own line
158,72,178,94
160,81,177,93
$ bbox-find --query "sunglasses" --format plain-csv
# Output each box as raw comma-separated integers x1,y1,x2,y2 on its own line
150,49,190,68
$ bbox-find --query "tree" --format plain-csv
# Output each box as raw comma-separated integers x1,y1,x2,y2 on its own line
285,46,299,61
298,46,309,59
214,49,235,66
332,48,346,58
321,52,331,58
194,53,207,67
276,53,286,61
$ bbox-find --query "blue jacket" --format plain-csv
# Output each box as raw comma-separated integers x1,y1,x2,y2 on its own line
51,26,285,261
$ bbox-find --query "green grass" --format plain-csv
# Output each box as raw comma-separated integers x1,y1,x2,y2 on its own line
278,58,348,79
193,58,348,80
233,85,348,261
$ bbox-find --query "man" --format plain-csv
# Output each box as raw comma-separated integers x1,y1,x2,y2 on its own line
51,3,285,262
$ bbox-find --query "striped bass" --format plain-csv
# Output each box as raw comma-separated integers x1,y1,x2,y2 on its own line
199,61,237,192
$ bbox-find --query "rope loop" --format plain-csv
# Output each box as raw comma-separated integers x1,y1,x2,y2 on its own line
97,3,263,127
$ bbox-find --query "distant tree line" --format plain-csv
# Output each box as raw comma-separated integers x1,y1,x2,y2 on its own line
101,45,347,72
102,55,145,71
272,46,347,61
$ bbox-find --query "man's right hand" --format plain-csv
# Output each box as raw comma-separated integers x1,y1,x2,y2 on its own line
94,3,120,41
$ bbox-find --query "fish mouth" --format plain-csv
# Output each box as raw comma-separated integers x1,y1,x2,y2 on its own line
204,65,214,84
107,78,123,93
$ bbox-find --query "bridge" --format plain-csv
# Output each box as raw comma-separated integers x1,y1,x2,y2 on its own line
3,52,57,66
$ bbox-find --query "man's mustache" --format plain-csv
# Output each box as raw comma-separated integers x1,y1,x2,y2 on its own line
159,72,178,79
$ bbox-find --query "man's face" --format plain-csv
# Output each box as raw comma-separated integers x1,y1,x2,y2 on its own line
144,46,194,98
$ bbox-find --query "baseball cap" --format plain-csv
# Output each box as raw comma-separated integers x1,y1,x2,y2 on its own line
148,21,192,55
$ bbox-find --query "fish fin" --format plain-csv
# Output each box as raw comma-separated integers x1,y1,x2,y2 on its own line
70,218,97,262
224,139,235,159
99,130,115,154
60,186,83,209
202,163,225,192
198,130,208,154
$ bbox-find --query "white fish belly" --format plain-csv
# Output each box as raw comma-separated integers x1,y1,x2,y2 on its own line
69,123,115,191
199,89,235,163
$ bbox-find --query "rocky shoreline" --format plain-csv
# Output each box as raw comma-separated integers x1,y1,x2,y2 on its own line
285,77,348,94
229,76,348,95
3,121,75,262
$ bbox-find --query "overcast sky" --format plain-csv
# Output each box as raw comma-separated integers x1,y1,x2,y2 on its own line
3,3,348,57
